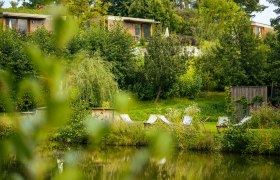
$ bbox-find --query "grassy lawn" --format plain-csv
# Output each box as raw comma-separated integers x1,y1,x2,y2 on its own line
128,92,226,122
202,122,218,133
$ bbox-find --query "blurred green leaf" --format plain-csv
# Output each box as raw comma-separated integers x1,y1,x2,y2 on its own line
147,129,174,159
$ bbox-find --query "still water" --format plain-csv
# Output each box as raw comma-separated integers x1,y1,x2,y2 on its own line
52,146,280,179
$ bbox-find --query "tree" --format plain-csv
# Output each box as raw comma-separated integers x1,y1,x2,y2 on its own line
22,0,56,7
268,0,280,29
265,0,280,86
61,0,110,27
0,1,4,8
233,0,266,15
264,33,280,87
86,26,135,88
10,1,19,8
66,53,118,107
102,0,133,16
193,0,244,42
0,30,35,83
195,15,268,89
143,29,186,101
128,0,184,33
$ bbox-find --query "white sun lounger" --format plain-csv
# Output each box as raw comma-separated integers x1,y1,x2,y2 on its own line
183,116,193,125
216,116,229,132
146,114,158,124
234,116,252,126
119,114,134,123
157,115,172,125
144,114,172,125
217,117,229,126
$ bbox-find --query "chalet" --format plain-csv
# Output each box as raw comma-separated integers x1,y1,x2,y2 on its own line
0,12,52,33
251,21,274,38
103,16,160,41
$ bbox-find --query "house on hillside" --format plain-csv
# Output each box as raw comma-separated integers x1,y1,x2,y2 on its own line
0,12,52,33
251,21,274,38
100,16,160,41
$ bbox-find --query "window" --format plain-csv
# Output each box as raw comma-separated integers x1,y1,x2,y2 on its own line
6,18,17,29
18,19,28,33
143,24,151,40
255,27,262,37
135,24,141,41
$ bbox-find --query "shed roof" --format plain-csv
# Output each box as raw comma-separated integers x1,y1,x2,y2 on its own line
107,15,160,24
0,12,50,19
251,21,274,29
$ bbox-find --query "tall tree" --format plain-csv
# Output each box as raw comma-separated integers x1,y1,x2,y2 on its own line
193,0,244,42
0,1,4,8
128,0,184,33
233,0,266,15
264,33,280,87
265,0,280,86
102,0,133,16
195,15,268,89
22,0,56,7
143,29,186,101
61,0,109,27
268,0,280,28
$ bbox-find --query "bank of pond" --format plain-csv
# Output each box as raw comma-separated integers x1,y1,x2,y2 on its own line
49,118,280,155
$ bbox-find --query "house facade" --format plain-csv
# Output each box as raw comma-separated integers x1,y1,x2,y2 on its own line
0,12,52,33
251,21,274,38
104,16,160,41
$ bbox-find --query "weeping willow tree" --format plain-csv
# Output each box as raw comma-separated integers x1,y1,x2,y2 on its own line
66,53,118,107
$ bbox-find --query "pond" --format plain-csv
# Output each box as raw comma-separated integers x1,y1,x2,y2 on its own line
47,147,280,179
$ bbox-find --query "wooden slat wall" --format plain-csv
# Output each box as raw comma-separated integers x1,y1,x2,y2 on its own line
231,86,268,103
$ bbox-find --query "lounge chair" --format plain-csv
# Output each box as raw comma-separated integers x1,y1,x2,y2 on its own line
144,114,171,126
234,116,252,127
119,114,134,123
183,116,193,125
216,116,229,132
144,114,157,127
157,115,172,125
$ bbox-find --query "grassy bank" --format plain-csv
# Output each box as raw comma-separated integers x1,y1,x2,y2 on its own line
2,92,280,155
128,92,226,122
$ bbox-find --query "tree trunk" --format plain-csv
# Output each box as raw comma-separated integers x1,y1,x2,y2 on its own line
155,85,162,103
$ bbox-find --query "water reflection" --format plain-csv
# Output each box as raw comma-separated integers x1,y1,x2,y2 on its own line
54,147,280,179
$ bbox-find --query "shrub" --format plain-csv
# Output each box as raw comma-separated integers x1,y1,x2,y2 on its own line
0,29,35,82
16,93,37,111
104,121,147,146
222,128,253,153
245,131,274,154
176,66,202,98
249,105,280,129
28,28,56,54
172,124,215,151
0,117,15,139
51,103,89,144
166,108,183,123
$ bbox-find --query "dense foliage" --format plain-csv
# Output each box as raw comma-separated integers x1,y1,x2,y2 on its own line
140,30,187,101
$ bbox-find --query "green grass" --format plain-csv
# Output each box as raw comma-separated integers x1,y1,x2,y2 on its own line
202,122,218,133
128,92,226,122
0,7,53,15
